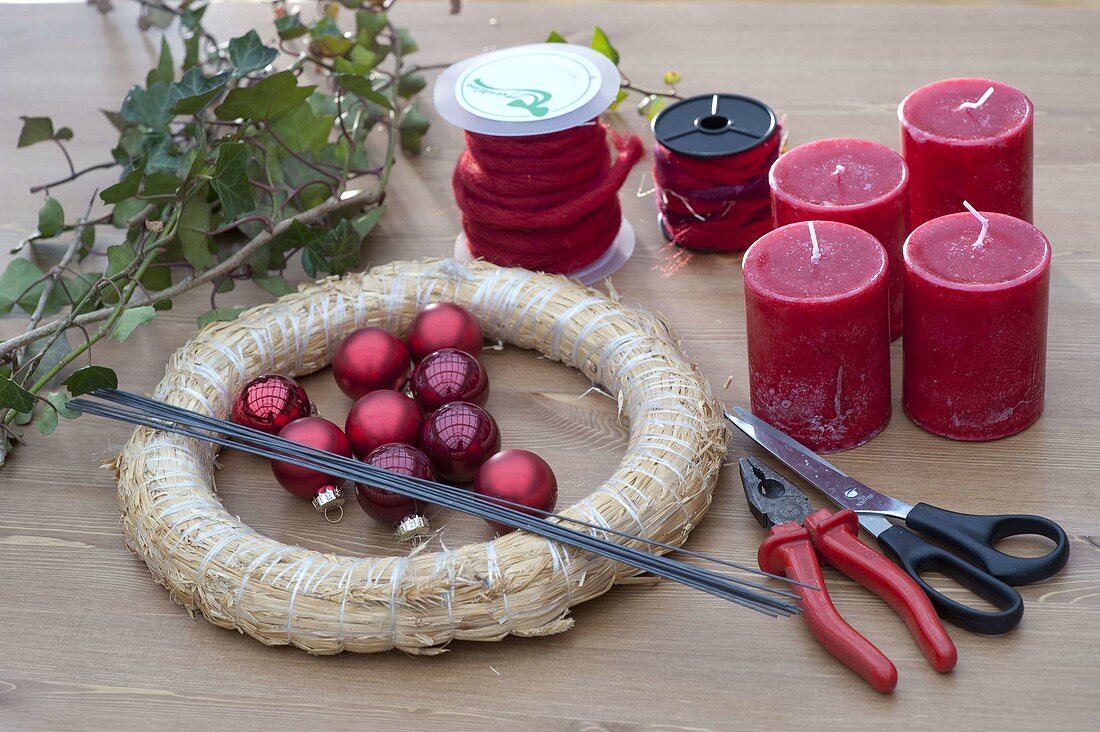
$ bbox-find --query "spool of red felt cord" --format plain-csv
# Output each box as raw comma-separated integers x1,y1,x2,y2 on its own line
435,43,641,282
453,122,643,273
651,94,781,253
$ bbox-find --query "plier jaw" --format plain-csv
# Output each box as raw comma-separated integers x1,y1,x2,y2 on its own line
739,457,814,529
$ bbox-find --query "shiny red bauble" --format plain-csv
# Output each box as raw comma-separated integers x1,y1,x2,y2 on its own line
355,443,434,524
475,450,558,534
406,303,484,362
332,327,411,399
419,401,500,482
345,390,424,458
271,417,352,499
409,348,489,412
232,374,311,434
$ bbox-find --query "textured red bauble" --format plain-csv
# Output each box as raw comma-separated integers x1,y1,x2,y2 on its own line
419,401,500,483
271,417,353,499
332,327,411,399
232,374,311,434
355,443,434,524
409,348,489,412
475,450,558,533
406,303,484,362
345,390,424,458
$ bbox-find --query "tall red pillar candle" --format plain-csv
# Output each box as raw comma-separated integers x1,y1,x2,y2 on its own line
770,138,909,340
903,210,1050,440
744,221,891,452
899,78,1033,227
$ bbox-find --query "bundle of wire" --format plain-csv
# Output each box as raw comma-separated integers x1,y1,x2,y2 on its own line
653,126,782,253
452,120,644,273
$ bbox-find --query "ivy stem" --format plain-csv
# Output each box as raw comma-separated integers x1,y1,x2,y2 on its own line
29,161,117,194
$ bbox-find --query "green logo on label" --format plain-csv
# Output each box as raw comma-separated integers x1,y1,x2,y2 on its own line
468,78,553,117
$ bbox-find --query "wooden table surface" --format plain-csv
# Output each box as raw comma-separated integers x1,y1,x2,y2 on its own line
1,1,1098,729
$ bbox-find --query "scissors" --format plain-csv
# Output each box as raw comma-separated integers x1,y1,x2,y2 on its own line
726,407,1070,635
739,457,956,692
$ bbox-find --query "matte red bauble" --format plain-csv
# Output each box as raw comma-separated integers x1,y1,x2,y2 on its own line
409,348,489,412
232,374,311,434
475,450,558,533
332,327,411,399
271,417,352,499
345,390,424,458
407,303,484,362
419,402,500,483
355,443,434,524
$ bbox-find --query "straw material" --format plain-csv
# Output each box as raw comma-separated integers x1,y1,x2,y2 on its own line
113,259,729,654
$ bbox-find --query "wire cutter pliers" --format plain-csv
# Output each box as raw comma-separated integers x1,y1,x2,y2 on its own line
739,457,958,692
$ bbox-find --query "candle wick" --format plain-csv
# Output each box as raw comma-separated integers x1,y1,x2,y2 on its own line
963,200,990,248
809,221,821,263
958,86,995,111
711,94,719,116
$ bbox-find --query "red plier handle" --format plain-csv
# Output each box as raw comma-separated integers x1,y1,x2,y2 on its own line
758,509,957,693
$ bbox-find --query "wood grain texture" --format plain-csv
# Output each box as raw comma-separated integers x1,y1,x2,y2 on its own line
0,1,1098,729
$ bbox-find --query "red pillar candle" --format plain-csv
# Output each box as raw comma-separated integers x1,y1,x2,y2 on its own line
899,78,1033,227
770,138,909,340
744,221,891,452
903,208,1050,440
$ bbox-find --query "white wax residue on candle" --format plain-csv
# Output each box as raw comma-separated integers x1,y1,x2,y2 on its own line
958,86,995,111
809,221,821,263
963,200,990,249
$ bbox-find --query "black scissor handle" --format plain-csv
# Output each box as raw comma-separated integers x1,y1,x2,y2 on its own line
877,525,1023,635
905,503,1070,586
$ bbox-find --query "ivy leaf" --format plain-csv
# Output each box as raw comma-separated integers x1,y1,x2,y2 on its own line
121,82,174,128
62,365,118,396
228,30,278,75
399,104,430,155
180,4,206,30
55,127,73,141
197,306,246,328
215,71,316,121
37,197,64,238
178,196,214,268
351,204,385,238
17,116,57,147
0,375,35,413
253,274,294,297
145,5,174,28
397,72,426,99
183,32,201,71
336,74,393,110
662,70,682,86
591,26,620,65
0,259,45,315
110,198,146,229
211,142,255,221
100,167,143,204
304,219,360,276
37,391,78,435
102,109,133,133
546,30,567,43
356,10,387,38
169,69,231,115
147,37,175,87
111,305,156,343
143,171,182,197
275,14,308,40
609,88,629,112
268,103,333,156
394,27,419,55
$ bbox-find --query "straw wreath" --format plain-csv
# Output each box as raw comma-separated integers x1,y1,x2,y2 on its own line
113,258,729,654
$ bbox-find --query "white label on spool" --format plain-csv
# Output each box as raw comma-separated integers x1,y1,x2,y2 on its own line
455,48,601,123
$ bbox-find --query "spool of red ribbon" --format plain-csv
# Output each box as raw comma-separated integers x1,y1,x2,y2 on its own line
652,94,781,253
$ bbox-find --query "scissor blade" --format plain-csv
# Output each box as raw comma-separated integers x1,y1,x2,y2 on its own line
725,407,911,520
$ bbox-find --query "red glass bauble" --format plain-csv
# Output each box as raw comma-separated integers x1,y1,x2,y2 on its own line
355,443,434,524
332,327,411,399
409,348,489,412
419,402,500,483
231,374,311,434
407,303,484,362
475,450,558,533
271,417,352,499
345,390,424,458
